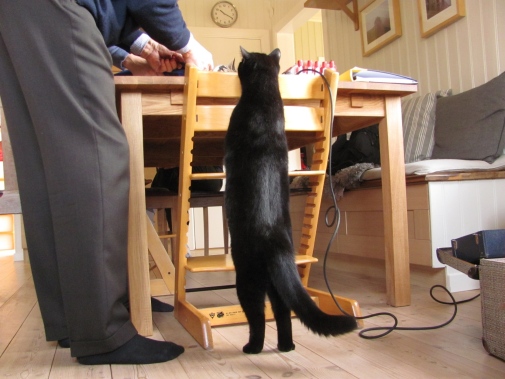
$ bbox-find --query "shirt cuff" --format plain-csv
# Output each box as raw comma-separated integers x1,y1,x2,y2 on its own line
176,33,195,54
130,33,151,56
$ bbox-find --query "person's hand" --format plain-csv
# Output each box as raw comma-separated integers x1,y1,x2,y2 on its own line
122,54,159,76
140,39,183,74
182,39,214,71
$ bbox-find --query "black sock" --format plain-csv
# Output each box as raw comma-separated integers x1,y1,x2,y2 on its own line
58,338,70,348
123,297,174,313
151,297,174,312
77,334,184,365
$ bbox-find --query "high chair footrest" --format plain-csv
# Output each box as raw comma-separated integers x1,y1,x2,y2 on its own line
159,233,177,239
185,254,318,273
288,170,325,177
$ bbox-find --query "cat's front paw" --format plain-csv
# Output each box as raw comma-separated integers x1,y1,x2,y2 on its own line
243,342,263,354
278,342,295,352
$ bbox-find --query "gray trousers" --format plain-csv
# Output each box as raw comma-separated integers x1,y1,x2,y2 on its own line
0,0,137,357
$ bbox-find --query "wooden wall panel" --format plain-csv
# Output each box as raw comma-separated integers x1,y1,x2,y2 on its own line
345,211,384,237
407,211,415,239
408,239,433,266
328,188,384,212
310,183,433,267
294,20,325,61
331,183,429,213
322,0,505,97
413,209,430,240
405,184,429,210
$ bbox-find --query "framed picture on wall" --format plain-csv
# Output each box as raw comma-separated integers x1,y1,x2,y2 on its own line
360,0,402,57
418,0,466,38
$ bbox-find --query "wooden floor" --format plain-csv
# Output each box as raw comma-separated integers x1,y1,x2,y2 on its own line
1,251,504,379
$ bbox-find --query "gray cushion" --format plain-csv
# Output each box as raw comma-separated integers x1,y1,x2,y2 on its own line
431,72,505,163
402,92,437,163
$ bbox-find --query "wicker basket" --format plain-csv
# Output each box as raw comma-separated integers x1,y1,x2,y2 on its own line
480,258,505,361
437,248,504,361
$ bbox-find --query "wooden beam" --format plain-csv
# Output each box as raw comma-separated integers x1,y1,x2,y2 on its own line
304,0,359,30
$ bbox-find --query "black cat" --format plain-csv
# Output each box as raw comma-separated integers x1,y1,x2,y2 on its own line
224,47,357,354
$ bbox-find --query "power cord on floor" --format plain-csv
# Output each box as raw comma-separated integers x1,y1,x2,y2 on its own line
296,68,481,339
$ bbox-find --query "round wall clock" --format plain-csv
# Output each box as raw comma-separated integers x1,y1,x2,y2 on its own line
211,1,238,28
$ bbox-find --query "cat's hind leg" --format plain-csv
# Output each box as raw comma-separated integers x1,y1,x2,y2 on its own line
236,268,267,354
267,285,295,352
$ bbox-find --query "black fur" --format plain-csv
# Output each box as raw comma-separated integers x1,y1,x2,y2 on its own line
224,47,357,354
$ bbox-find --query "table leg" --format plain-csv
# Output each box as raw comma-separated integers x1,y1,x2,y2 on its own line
120,92,153,335
379,96,411,307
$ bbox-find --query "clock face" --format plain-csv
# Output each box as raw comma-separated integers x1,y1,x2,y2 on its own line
211,1,238,28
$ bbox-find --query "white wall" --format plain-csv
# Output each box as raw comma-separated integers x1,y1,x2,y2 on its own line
322,0,505,96
178,0,274,30
320,0,505,291
294,17,325,61
177,0,317,70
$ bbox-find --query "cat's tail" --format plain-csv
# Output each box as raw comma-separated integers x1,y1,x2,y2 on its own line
267,250,357,336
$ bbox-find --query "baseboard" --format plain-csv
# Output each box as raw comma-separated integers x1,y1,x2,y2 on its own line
445,267,480,292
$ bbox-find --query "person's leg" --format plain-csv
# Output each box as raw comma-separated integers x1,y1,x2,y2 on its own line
0,0,183,363
0,0,135,355
0,31,70,344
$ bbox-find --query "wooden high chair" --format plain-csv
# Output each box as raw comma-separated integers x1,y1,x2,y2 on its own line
144,187,230,298
174,65,361,349
145,187,229,258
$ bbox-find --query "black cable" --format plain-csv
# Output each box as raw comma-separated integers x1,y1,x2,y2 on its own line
296,68,481,339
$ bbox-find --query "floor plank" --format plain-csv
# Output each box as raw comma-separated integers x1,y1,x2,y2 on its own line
50,347,112,379
0,255,32,308
2,253,505,378
0,258,37,356
217,322,358,378
0,304,57,378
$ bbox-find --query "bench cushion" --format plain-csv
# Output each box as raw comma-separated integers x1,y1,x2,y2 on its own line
361,155,505,180
432,72,505,163
402,92,437,163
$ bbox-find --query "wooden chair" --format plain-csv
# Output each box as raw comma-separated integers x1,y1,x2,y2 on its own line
144,187,229,297
145,187,178,258
173,65,361,349
145,187,229,258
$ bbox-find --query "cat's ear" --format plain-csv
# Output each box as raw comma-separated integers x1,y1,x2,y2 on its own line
240,46,250,59
269,48,281,62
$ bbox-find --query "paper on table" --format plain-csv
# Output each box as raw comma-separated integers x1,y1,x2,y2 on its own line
340,67,417,84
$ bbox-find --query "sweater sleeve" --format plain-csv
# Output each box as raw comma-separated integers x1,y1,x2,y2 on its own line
76,0,191,52
108,46,129,69
125,0,190,51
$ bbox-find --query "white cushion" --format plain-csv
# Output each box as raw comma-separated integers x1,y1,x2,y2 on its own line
361,155,505,181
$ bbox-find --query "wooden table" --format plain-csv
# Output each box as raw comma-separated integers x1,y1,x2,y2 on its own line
115,76,417,336
334,81,416,309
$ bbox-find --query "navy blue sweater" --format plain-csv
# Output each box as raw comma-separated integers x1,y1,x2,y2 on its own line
77,0,190,51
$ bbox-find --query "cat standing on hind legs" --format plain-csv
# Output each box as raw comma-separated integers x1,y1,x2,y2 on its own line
224,47,357,354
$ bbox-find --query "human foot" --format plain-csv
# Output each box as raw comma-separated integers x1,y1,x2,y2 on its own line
124,297,174,313
150,297,174,312
58,338,70,348
77,334,184,365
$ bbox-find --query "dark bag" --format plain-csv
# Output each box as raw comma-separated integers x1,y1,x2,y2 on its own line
151,166,224,193
328,124,381,175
